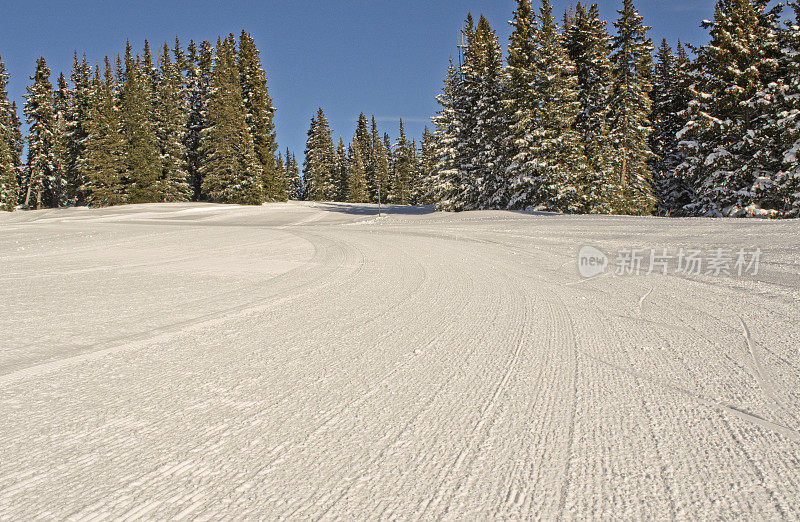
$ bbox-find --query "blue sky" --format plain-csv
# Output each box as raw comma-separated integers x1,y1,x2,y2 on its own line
0,1,716,160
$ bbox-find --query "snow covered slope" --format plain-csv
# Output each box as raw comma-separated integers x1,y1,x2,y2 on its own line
1,202,798,519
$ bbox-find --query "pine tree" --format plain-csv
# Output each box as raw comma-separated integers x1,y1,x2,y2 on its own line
66,52,91,204
23,57,57,209
430,60,462,210
609,0,656,215
185,40,214,200
238,31,279,201
746,1,795,216
450,14,506,210
348,137,369,202
769,1,800,216
649,40,693,215
391,119,412,204
353,113,374,200
508,0,585,212
119,41,161,203
418,126,437,205
565,3,619,213
80,60,126,206
677,0,780,216
9,102,23,205
504,0,538,210
200,35,263,204
335,137,349,201
51,73,70,207
369,116,386,203
0,55,19,211
302,108,337,201
285,148,302,200
155,42,190,202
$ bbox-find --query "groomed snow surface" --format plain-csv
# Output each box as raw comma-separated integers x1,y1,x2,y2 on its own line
1,201,799,519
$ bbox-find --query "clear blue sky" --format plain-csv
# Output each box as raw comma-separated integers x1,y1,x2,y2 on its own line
0,1,715,160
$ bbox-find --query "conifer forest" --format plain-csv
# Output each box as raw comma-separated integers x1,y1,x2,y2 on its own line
1,0,800,217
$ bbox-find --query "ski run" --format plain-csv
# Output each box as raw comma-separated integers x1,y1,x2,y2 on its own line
1,201,799,519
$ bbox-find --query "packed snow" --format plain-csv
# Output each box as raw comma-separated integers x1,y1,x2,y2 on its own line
1,201,799,519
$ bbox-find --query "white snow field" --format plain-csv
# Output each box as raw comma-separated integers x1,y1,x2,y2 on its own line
1,201,799,520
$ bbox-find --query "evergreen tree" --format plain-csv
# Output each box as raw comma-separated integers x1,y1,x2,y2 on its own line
285,147,304,200
609,0,656,215
155,41,190,201
565,3,619,213
450,14,506,210
374,133,391,205
430,60,462,210
238,31,279,201
348,137,369,202
418,126,437,205
0,55,19,211
335,137,349,201
23,57,57,209
66,52,91,204
649,40,693,215
80,60,126,206
369,116,386,203
285,147,302,200
769,1,800,216
746,1,796,216
51,73,70,207
508,0,585,212
504,0,538,210
9,102,23,205
185,40,214,200
391,119,412,204
677,0,780,216
119,41,161,203
302,108,337,201
200,35,263,204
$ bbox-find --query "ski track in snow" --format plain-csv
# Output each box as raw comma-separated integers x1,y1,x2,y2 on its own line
1,201,799,519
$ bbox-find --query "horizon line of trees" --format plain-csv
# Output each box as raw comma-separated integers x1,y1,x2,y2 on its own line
298,110,434,205
426,0,800,218
0,30,287,211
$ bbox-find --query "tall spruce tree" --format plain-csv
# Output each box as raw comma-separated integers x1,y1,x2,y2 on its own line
767,0,800,216
0,55,19,211
504,0,538,210
200,35,263,204
155,42,190,201
335,137,349,201
649,40,693,215
391,119,412,204
51,73,70,207
565,3,619,213
418,126,437,205
450,14,506,210
677,0,780,216
238,31,279,201
285,148,302,200
609,0,655,215
508,0,585,212
430,60,462,210
119,41,161,203
80,60,126,206
348,137,369,203
302,108,337,201
185,40,214,200
66,52,91,204
24,57,57,209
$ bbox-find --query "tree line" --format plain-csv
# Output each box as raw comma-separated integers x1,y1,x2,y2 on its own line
299,110,435,205
426,0,800,217
2,0,800,218
0,31,285,211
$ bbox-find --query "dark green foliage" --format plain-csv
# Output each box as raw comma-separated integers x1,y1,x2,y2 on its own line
200,35,263,205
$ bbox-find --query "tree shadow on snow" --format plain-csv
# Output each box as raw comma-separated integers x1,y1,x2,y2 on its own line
313,202,437,216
